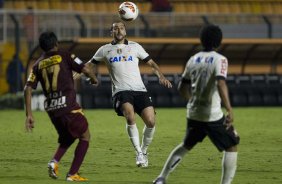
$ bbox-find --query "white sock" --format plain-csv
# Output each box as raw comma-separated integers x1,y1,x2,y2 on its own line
159,144,188,179
221,151,238,184
126,124,142,153
141,126,155,154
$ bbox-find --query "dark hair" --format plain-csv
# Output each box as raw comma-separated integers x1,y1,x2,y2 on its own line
200,24,222,51
39,32,58,52
110,21,126,31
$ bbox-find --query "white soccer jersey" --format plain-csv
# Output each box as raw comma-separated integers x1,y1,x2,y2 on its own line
182,51,228,122
92,40,149,96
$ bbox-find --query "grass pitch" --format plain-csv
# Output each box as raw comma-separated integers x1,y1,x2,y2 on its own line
0,108,282,184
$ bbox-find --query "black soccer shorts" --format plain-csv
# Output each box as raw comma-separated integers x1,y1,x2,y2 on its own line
183,116,240,151
112,91,154,116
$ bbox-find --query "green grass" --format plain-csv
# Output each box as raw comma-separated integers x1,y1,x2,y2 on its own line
0,108,282,184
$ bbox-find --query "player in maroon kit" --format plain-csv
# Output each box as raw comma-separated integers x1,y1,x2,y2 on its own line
24,32,98,181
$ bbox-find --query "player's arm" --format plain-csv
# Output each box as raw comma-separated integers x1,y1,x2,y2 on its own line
72,59,92,80
146,59,172,88
81,62,98,86
24,85,34,132
217,78,233,126
216,58,233,126
178,78,191,101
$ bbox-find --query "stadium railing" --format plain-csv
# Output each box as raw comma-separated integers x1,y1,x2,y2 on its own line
1,10,282,44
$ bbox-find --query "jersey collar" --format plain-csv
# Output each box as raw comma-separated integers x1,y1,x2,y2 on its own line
111,39,128,45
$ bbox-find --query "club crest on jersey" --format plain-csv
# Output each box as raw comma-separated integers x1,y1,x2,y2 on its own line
117,48,122,54
109,55,133,63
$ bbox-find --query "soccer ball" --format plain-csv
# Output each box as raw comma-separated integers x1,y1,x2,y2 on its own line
118,2,139,21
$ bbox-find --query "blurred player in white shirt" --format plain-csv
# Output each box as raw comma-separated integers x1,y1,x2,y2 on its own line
153,25,240,184
90,22,172,167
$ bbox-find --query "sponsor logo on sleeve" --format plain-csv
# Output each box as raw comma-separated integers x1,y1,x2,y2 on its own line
220,59,227,75
74,57,83,65
27,70,36,82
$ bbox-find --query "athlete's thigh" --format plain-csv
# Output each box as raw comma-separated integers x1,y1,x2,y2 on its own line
49,115,75,145
121,102,135,117
49,115,67,138
112,91,134,116
134,91,154,115
207,117,240,151
183,119,207,149
64,110,89,139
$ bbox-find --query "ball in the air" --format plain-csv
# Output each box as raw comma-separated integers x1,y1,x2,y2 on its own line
118,2,139,21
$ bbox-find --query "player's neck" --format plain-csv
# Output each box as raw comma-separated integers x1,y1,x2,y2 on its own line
113,39,126,44
45,47,58,54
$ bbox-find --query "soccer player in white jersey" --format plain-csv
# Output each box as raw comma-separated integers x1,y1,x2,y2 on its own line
90,22,172,167
153,25,240,184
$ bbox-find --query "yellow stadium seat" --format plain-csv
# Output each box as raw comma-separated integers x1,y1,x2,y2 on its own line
13,0,26,9
49,1,63,10
137,2,151,13
25,0,38,9
240,2,252,13
261,2,274,14
207,2,220,14
72,1,85,11
106,2,120,13
217,3,230,14
184,2,197,13
95,2,108,12
272,2,282,14
228,2,241,14
173,3,187,13
37,1,50,10
83,1,96,12
250,2,262,14
196,2,209,14
3,0,14,9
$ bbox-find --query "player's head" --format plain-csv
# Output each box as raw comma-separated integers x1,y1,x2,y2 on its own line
39,31,58,52
200,24,222,51
110,21,127,42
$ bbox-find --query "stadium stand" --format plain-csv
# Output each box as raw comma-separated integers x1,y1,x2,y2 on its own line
1,0,282,108
3,0,282,14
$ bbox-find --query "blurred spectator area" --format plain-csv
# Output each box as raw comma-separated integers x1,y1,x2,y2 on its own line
1,0,282,96
1,1,282,41
3,0,282,14
26,38,282,76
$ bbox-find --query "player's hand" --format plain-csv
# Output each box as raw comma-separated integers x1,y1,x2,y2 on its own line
25,115,34,132
159,77,173,88
224,110,234,129
86,77,99,87
73,72,82,80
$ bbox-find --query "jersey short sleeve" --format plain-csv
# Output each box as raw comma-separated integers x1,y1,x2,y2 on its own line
182,57,193,80
26,65,39,89
91,46,104,64
69,53,84,73
215,57,228,78
135,43,149,61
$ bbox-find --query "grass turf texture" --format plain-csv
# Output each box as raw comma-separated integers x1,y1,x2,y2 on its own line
0,108,281,184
